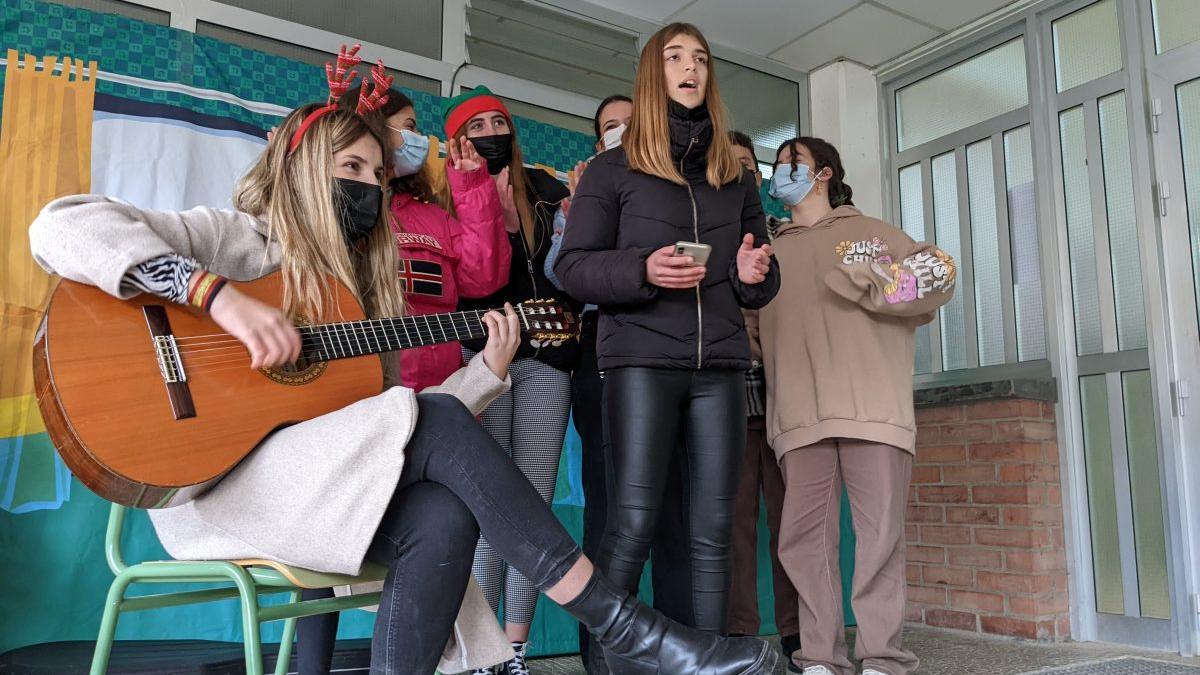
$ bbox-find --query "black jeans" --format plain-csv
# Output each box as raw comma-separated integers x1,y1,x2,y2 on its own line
299,394,583,675
597,367,745,634
575,315,694,659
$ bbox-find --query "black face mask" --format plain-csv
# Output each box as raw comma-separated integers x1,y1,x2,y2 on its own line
470,133,514,175
333,177,382,245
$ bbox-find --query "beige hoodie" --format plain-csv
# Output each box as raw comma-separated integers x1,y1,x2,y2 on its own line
760,206,956,458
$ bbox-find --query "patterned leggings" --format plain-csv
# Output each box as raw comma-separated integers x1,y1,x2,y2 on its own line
463,351,571,625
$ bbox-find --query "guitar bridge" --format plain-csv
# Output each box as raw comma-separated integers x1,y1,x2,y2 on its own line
154,335,186,383
144,305,196,420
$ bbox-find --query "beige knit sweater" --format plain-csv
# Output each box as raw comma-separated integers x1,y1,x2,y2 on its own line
760,206,956,457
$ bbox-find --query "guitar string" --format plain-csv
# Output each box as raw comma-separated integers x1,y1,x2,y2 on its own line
158,308,567,375
170,309,530,352
169,305,543,345
171,313,562,357
172,317,545,371
172,316,494,354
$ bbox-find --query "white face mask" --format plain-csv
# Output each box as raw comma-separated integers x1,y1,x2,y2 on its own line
601,123,627,151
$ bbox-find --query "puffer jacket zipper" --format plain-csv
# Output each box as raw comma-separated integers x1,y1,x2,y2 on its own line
679,136,702,369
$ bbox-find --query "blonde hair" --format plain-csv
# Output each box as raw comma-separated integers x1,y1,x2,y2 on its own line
234,104,404,322
438,124,538,250
625,23,741,189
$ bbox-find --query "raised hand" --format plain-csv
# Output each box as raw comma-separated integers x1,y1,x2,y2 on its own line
735,233,773,285
494,167,520,233
449,137,483,172
646,245,706,289
562,160,588,217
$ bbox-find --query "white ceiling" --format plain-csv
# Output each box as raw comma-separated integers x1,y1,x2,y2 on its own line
585,0,1020,72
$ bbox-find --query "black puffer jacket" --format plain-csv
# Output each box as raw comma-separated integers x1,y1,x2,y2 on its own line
460,168,581,372
554,102,780,371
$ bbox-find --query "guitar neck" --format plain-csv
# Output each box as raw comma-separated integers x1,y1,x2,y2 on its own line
299,308,515,362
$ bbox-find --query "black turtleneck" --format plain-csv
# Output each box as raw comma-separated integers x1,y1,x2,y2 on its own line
667,100,713,181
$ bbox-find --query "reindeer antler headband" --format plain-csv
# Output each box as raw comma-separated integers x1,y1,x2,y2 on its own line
287,43,394,154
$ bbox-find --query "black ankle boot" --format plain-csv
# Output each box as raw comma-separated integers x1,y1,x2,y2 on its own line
583,635,609,675
563,573,778,675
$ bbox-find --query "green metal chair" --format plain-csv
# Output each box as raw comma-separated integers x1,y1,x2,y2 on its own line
90,502,388,675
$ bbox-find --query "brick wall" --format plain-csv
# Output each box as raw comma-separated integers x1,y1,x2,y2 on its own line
904,398,1070,640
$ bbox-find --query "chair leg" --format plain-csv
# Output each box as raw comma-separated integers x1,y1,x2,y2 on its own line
222,566,265,675
273,590,301,675
90,574,133,675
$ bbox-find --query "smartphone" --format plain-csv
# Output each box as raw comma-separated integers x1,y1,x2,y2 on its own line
673,241,712,266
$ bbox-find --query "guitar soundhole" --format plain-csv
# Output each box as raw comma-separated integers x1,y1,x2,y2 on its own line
261,356,328,386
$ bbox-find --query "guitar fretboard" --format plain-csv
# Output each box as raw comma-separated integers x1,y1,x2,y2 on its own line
298,309,505,362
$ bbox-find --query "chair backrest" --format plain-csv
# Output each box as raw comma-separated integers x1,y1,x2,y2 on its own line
104,502,129,576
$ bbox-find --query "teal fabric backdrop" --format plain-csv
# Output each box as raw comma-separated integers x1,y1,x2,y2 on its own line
0,0,853,659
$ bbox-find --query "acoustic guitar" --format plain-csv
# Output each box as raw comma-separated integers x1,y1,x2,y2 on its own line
32,273,578,508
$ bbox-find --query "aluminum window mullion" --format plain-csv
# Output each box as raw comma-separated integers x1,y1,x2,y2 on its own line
923,156,944,374
1105,370,1143,618
1056,70,1128,108
894,107,1031,166
1082,100,1121,354
993,132,1020,363
956,145,981,369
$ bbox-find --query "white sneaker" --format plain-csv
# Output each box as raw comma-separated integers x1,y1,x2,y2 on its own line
862,669,889,675
803,667,835,675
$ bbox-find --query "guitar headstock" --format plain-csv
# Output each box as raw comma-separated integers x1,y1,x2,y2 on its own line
517,299,580,347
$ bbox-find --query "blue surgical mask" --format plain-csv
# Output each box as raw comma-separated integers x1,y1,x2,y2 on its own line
769,163,816,206
390,129,430,177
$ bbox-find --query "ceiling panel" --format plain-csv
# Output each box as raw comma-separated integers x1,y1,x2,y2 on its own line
585,0,694,22
770,3,939,71
670,0,857,56
877,0,1015,31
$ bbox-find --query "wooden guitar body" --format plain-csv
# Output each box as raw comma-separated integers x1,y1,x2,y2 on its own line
33,274,381,508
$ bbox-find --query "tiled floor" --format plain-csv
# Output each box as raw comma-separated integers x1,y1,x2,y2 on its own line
526,626,1200,675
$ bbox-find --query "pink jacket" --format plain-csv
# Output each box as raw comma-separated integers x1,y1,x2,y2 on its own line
389,164,509,392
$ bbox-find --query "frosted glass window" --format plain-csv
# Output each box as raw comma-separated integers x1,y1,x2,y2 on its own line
719,58,801,153
899,164,927,242
197,23,441,94
933,152,968,370
896,38,1028,151
1080,375,1124,615
1176,79,1200,335
1099,92,1147,351
467,0,638,100
1152,0,1200,54
1060,106,1104,356
1052,0,1123,92
967,140,1005,366
1122,371,1170,619
55,0,168,23
215,0,443,60
1004,126,1046,361
899,163,932,374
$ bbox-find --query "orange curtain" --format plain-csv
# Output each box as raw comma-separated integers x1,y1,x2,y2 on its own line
0,50,96,440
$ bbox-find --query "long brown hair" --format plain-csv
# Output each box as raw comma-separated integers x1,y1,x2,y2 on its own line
234,103,403,322
438,124,538,250
340,86,436,203
625,23,741,189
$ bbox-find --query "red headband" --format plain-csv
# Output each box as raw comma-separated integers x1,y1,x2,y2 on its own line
287,44,393,154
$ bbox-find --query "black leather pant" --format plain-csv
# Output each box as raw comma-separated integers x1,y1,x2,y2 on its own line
597,367,746,633
576,315,696,660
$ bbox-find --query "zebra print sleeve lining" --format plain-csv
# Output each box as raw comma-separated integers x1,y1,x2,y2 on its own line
121,253,199,304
